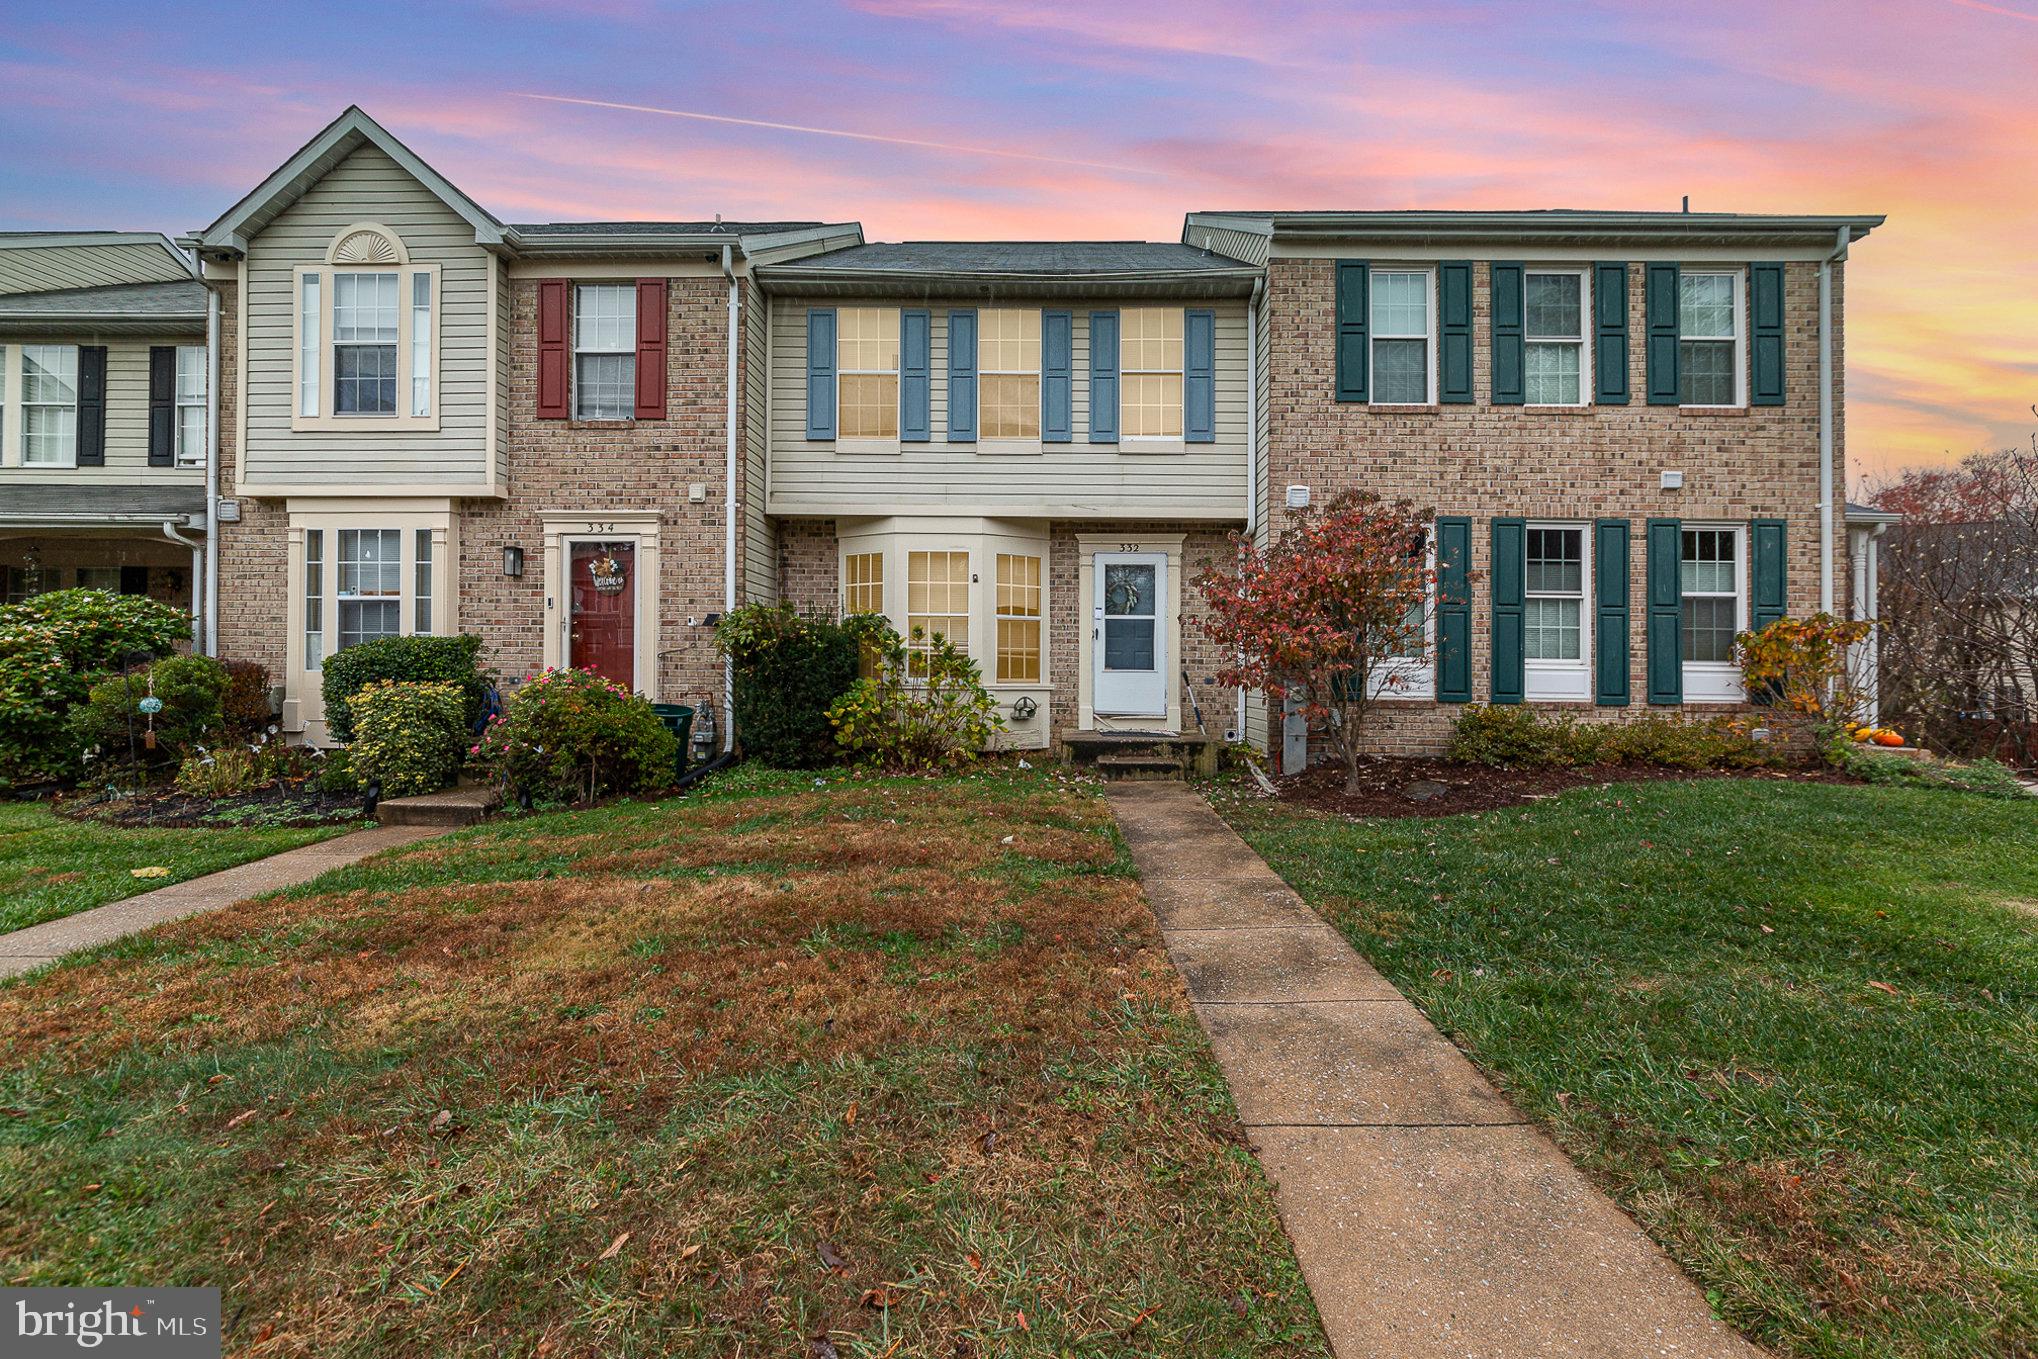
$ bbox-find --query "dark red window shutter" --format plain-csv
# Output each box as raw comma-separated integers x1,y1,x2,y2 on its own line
634,278,668,419
536,279,570,419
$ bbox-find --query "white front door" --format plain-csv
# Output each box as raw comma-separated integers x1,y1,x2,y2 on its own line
1093,551,1168,717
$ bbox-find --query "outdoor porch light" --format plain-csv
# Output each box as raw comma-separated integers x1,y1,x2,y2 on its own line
502,545,525,578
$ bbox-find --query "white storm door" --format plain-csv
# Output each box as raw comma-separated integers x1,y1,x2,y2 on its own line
1094,552,1168,716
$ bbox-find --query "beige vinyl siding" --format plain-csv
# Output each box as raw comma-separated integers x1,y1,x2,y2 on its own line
1183,224,1271,268
240,145,490,488
768,295,1249,521
0,334,203,482
741,277,777,602
0,243,190,296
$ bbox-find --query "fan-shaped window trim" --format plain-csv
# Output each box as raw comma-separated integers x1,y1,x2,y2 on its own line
325,222,410,267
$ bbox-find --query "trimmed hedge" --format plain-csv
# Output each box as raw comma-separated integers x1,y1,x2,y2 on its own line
321,634,487,743
1446,704,1777,771
715,604,871,768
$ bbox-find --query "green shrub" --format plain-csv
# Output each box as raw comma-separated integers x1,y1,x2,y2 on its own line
1446,704,1588,768
471,668,677,803
1825,738,2030,799
0,589,191,787
321,634,487,743
715,603,871,768
175,747,259,798
828,623,1001,772
314,748,361,797
1446,704,1775,771
70,654,230,770
221,659,274,734
1605,714,1771,770
347,680,468,798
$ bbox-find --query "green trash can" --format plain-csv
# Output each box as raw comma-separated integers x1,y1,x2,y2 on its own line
650,703,695,775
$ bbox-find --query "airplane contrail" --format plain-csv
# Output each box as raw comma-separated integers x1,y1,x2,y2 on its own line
1945,0,2038,20
513,92,1154,175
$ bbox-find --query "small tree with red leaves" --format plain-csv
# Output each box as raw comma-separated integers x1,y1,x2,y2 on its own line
1195,491,1444,792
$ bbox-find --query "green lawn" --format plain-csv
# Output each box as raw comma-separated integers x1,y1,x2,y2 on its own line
0,803,356,934
0,768,1326,1358
1218,776,2038,1359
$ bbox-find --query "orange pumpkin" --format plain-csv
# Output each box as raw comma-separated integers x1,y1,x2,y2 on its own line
1873,730,1905,747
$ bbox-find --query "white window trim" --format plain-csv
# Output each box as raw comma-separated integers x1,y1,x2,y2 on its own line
19,343,78,468
1523,521,1593,701
1119,305,1185,446
1368,267,1437,407
290,231,441,434
175,344,208,468
1372,530,1435,700
835,521,1053,691
977,308,1042,449
572,282,637,422
1681,522,1747,702
836,305,902,450
1678,268,1747,411
1523,267,1593,409
992,547,1047,686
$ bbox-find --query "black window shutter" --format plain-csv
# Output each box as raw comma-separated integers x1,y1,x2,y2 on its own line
1435,517,1473,702
1749,264,1786,406
1593,263,1630,404
148,346,176,466
1594,518,1630,705
76,345,108,466
1489,262,1524,405
1646,517,1683,703
1439,261,1474,403
1645,264,1680,405
1334,261,1368,403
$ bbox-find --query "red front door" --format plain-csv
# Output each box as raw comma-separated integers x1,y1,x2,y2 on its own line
569,540,637,688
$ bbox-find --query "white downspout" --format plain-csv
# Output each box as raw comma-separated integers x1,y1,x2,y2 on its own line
162,519,203,634
203,280,221,656
1818,226,1849,615
720,243,740,752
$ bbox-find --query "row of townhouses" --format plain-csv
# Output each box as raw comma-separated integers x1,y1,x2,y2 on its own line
1,107,1900,764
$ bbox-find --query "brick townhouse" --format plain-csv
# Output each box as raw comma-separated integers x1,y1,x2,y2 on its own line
167,107,1889,762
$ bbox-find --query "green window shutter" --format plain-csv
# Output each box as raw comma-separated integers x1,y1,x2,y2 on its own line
1645,264,1680,405
1088,309,1120,443
1489,518,1525,703
805,309,836,441
1646,517,1683,703
900,309,931,442
1184,308,1216,442
1594,518,1631,705
1436,516,1473,703
1751,518,1787,629
1750,263,1786,406
1041,310,1072,442
946,309,977,442
1334,260,1368,403
1439,261,1474,403
1593,263,1630,404
1489,262,1524,405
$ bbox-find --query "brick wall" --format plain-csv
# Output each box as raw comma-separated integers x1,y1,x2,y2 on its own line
1264,257,1849,755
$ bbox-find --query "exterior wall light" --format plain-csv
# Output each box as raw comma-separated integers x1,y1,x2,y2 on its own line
502,545,525,578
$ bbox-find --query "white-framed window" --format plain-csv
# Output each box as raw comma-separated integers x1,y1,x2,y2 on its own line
843,551,884,617
838,306,900,439
1525,270,1589,406
304,529,324,671
76,567,122,593
906,549,970,674
414,529,434,635
1120,307,1183,439
1369,270,1434,405
1679,271,1744,408
995,552,1043,683
979,309,1040,440
332,271,400,415
1524,524,1592,700
574,283,636,420
1681,525,1746,701
175,345,207,467
336,528,403,652
298,274,321,418
292,225,437,430
21,344,78,466
1371,526,1433,698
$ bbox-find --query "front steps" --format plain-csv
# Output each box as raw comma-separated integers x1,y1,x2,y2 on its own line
1062,730,1219,781
377,785,501,827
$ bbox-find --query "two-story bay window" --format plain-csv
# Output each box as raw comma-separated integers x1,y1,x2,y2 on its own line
1121,307,1183,439
574,284,636,420
1681,526,1746,700
175,345,207,466
979,309,1040,439
996,553,1043,683
21,345,78,466
1679,272,1744,407
1524,272,1588,405
838,306,900,439
333,272,400,415
337,528,403,651
1369,271,1433,404
843,551,885,616
293,225,439,430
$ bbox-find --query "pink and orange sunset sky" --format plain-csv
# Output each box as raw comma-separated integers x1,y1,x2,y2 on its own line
3,0,2032,483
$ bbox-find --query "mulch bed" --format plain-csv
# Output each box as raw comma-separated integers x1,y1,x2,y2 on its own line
1264,757,1856,820
56,777,368,829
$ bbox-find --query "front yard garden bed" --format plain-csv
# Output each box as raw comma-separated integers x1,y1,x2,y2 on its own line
58,775,368,830
0,768,1326,1357
1217,776,2038,1359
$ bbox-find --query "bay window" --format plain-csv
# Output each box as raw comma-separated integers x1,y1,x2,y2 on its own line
996,553,1043,683
1121,307,1183,439
838,306,900,439
979,309,1040,439
906,549,970,671
843,551,884,616
1369,270,1433,405
574,284,636,420
1679,272,1743,407
1524,271,1588,406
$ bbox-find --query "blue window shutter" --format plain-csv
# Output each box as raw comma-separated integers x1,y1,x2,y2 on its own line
1594,263,1630,404
1088,309,1120,443
946,309,977,442
1646,517,1683,703
1185,308,1216,442
1042,310,1072,442
1334,260,1368,403
1645,264,1680,405
1436,517,1473,703
805,308,837,441
1751,518,1787,629
1439,261,1474,404
1490,518,1526,703
1750,263,1785,406
1490,262,1524,405
1595,518,1631,705
900,309,931,442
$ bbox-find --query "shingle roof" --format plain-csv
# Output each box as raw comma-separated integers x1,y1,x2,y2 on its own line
785,241,1249,275
0,484,206,521
511,220,824,237
0,280,208,318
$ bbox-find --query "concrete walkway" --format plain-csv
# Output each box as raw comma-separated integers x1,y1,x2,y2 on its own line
0,824,437,981
1108,783,1764,1359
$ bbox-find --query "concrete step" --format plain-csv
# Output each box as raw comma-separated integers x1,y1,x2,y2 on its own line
1063,730,1219,777
377,785,501,827
1095,753,1188,781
